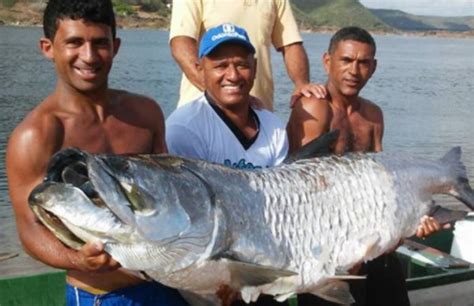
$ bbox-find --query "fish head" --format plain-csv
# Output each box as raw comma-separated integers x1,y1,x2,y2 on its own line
86,152,222,271
29,180,131,249
31,148,221,272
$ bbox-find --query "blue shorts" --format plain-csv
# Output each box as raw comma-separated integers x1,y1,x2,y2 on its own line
66,281,189,306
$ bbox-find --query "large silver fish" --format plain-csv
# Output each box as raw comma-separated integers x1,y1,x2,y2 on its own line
29,147,474,305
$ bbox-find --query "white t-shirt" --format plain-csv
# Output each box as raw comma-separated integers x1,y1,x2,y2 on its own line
166,95,288,169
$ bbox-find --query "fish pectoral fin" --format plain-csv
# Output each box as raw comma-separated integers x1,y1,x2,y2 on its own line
223,259,296,287
283,129,340,163
429,204,468,225
311,280,355,305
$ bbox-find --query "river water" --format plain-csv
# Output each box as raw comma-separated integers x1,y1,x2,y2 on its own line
0,26,473,276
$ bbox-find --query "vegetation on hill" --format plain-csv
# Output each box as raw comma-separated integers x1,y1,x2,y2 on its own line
0,0,473,36
292,0,391,31
112,0,170,17
370,9,474,31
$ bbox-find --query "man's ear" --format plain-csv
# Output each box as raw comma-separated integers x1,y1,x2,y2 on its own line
251,57,257,80
39,37,54,60
371,58,377,76
113,37,121,57
322,52,330,74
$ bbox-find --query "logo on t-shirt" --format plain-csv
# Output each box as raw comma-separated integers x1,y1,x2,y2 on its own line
224,158,262,169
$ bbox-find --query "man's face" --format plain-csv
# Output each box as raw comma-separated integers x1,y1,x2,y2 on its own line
200,43,256,108
40,18,120,94
324,40,376,97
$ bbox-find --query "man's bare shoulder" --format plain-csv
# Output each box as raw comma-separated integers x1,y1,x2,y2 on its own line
6,96,65,193
110,89,164,117
359,97,383,122
295,95,331,117
9,97,64,152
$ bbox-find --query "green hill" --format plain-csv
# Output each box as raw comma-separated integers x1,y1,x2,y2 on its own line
292,0,391,31
1,0,473,33
370,9,474,31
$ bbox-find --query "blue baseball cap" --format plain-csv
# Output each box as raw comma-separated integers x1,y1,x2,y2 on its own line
198,23,256,58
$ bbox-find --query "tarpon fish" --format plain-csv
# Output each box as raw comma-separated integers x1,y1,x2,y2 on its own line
29,147,474,305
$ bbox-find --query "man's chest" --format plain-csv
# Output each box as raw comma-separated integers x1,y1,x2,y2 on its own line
61,119,154,154
330,115,374,153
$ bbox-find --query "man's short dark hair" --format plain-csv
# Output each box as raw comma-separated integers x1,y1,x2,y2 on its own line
43,0,116,40
328,26,376,55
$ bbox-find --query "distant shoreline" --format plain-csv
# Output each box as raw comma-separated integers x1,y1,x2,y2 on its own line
1,3,473,40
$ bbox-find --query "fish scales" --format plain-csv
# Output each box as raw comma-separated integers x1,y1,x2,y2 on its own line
28,147,474,305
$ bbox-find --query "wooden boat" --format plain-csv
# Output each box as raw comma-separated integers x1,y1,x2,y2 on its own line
1,218,473,306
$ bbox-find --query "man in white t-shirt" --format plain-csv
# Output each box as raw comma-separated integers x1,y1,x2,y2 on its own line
167,23,288,171
169,0,318,110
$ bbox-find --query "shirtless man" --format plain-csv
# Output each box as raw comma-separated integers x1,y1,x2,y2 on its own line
287,26,382,155
287,26,443,306
6,1,188,305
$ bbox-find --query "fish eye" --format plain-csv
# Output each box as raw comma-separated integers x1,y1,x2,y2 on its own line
106,156,130,172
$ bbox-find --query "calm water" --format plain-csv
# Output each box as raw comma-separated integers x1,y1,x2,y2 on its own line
0,26,473,276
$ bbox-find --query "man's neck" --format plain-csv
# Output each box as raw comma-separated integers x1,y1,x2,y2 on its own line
205,92,259,145
327,83,361,115
55,83,112,122
205,92,255,131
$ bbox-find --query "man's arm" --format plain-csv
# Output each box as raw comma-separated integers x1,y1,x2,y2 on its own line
286,96,331,154
6,119,119,272
280,43,327,105
280,42,310,90
372,105,384,152
170,36,204,92
169,0,203,92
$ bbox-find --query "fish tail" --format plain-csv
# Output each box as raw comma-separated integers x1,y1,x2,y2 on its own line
441,147,474,210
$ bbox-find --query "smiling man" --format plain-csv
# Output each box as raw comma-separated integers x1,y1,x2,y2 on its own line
166,24,288,170
6,0,188,305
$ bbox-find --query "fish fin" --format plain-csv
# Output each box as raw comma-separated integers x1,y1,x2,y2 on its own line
311,280,355,305
275,292,296,302
283,129,340,163
440,147,474,210
241,287,261,304
428,204,468,225
331,273,366,280
223,259,297,288
178,290,220,306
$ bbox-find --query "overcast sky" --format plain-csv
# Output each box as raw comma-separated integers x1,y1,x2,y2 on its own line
359,0,474,17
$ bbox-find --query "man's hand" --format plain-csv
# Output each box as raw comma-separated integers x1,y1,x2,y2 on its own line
290,83,328,108
415,215,451,238
70,241,121,272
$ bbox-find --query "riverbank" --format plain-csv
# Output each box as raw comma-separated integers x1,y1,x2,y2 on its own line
0,2,170,29
1,2,473,39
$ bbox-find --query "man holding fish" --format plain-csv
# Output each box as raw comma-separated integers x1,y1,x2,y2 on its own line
288,26,446,306
6,0,188,305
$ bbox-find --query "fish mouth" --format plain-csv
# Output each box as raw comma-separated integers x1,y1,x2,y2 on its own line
29,183,85,250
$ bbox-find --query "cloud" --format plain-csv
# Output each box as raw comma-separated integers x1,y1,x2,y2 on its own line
360,0,474,16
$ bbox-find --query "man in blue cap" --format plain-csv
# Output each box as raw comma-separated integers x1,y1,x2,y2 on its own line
166,23,288,171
